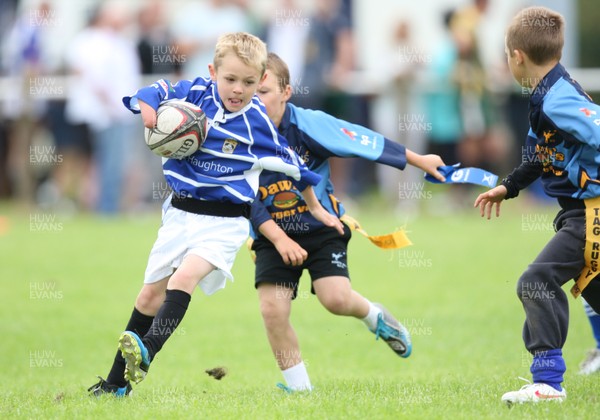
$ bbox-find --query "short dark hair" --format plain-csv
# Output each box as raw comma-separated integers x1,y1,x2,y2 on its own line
506,6,564,65
266,52,290,93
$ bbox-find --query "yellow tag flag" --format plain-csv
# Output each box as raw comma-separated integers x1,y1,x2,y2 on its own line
572,196,600,297
340,214,412,250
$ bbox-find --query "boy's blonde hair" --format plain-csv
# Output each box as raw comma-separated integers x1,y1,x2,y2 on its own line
506,6,564,65
214,32,267,75
266,52,290,93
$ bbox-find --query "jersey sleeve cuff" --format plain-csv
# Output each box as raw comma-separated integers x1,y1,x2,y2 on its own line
501,176,520,199
376,139,407,170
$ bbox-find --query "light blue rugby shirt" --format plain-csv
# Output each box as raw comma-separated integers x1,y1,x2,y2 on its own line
251,103,407,236
123,77,321,204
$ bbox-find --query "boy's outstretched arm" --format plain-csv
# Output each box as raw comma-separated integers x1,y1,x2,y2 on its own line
291,106,447,177
474,185,508,219
139,99,157,129
405,150,446,182
123,78,196,118
301,186,345,235
258,219,307,266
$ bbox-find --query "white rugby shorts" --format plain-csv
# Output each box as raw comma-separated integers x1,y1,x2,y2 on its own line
144,199,249,295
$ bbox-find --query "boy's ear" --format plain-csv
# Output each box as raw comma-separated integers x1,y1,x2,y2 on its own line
259,72,268,84
283,84,292,101
513,49,526,65
208,64,217,81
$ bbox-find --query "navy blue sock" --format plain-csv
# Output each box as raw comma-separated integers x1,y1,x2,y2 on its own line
584,302,600,349
590,315,600,349
530,348,566,391
143,289,191,361
107,307,154,387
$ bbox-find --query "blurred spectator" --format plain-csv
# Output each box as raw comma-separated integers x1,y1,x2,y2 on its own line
265,0,311,90
288,0,354,110
137,0,179,76
1,1,52,204
0,0,19,198
170,0,251,80
231,0,264,36
373,18,423,212
420,9,469,212
41,89,94,213
282,0,360,200
64,1,141,215
132,0,176,211
0,0,18,45
450,0,508,173
424,9,462,166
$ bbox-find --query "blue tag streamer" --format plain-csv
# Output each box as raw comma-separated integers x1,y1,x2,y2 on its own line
425,163,498,188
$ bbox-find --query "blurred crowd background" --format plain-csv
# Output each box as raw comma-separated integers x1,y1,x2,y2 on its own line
1,0,599,217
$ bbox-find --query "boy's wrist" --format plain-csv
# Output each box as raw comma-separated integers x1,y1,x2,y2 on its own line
270,227,292,247
405,149,419,167
300,186,318,210
259,219,287,243
501,176,519,199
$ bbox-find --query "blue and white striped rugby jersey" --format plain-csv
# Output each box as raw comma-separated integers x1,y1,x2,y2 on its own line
123,77,321,204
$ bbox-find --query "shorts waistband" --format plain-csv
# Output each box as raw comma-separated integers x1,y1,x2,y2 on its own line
557,196,585,211
171,195,251,219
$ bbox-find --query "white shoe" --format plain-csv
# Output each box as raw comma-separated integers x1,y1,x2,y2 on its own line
579,348,600,375
501,378,566,405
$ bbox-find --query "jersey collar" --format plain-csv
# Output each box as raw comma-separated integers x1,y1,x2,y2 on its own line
279,103,293,134
210,82,254,122
530,62,567,106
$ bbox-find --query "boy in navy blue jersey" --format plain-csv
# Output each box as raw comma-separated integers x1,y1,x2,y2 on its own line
88,32,343,397
250,53,446,391
475,6,600,404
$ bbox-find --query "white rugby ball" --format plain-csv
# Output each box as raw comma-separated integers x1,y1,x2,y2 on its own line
145,101,207,159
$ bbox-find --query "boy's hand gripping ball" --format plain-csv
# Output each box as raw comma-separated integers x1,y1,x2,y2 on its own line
145,101,207,159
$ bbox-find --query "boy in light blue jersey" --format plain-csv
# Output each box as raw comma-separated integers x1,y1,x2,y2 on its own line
249,53,446,391
475,7,600,404
88,33,343,397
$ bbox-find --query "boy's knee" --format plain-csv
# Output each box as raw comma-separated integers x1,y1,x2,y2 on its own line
517,267,560,303
135,286,165,313
320,292,350,315
517,271,537,298
259,293,290,325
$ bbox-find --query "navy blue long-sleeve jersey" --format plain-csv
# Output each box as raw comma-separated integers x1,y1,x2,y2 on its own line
503,63,600,200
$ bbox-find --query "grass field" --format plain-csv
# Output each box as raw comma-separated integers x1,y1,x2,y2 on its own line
1,194,599,419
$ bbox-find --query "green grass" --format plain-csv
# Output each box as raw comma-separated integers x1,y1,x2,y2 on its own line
1,196,599,419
